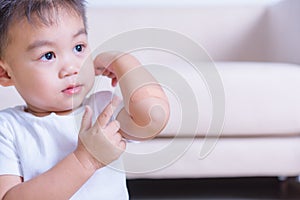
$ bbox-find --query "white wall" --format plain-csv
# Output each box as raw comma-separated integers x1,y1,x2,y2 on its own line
86,5,268,62
0,87,24,109
86,0,299,64
87,0,282,7
266,0,300,64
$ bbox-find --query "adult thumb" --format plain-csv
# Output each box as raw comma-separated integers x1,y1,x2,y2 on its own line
80,106,93,133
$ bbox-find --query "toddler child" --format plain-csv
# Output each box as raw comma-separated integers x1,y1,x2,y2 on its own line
0,0,169,199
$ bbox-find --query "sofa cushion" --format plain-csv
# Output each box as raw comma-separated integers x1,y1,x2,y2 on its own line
125,137,300,179
159,62,300,138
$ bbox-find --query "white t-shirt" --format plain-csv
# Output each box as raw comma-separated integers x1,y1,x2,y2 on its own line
0,91,128,200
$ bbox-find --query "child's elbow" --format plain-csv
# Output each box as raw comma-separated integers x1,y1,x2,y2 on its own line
119,98,170,141
148,100,170,135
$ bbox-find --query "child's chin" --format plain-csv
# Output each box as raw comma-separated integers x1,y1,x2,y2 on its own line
69,99,85,110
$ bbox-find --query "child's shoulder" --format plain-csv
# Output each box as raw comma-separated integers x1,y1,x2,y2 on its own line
0,106,26,135
0,106,25,119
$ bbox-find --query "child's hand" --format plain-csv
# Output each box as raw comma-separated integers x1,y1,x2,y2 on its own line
94,52,121,87
76,97,126,169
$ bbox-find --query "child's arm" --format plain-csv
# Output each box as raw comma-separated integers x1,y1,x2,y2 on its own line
0,100,125,200
94,52,170,141
0,150,96,200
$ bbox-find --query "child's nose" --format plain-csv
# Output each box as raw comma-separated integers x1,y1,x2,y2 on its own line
59,62,80,78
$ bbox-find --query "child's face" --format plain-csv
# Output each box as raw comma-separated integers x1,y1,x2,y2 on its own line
2,10,94,116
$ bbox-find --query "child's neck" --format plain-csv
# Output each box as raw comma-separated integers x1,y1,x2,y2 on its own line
24,107,76,117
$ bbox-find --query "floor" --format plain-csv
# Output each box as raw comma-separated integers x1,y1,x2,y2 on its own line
127,177,300,199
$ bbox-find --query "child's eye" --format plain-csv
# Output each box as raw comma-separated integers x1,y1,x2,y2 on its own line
41,52,55,61
74,44,85,53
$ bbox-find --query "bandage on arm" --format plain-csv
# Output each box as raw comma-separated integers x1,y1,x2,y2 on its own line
116,65,170,141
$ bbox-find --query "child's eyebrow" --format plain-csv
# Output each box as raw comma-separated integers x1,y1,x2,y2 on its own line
26,40,55,52
26,28,87,51
74,28,87,38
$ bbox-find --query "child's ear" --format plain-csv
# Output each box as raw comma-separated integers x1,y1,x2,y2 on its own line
0,60,14,87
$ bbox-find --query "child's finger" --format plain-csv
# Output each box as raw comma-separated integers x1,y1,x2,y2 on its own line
111,77,118,87
103,120,120,138
79,106,93,132
102,69,110,76
95,97,121,129
94,66,105,75
118,139,127,151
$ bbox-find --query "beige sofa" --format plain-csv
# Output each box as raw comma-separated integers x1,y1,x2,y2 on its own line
1,0,300,180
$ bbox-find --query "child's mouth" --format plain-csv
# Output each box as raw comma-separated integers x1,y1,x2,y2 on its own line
62,84,83,95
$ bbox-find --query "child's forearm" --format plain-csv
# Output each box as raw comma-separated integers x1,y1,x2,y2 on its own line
113,54,170,140
3,152,97,200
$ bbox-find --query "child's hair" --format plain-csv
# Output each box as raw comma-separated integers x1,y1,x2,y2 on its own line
0,0,87,59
